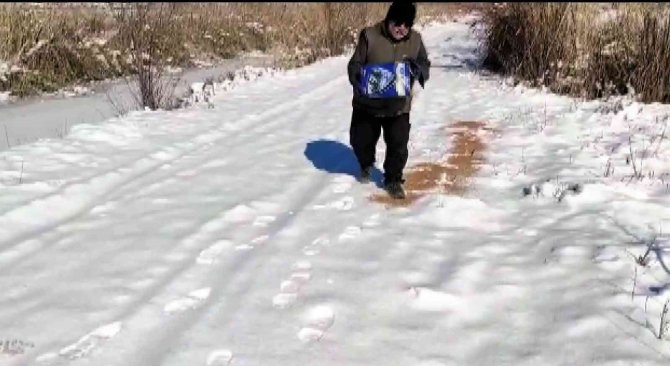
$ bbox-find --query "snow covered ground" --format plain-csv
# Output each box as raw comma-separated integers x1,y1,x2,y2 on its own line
2,15,670,366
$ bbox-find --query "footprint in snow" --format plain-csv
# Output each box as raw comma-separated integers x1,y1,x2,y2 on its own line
216,237,265,254
303,236,328,256
206,349,234,366
272,292,298,309
312,236,330,246
331,181,352,194
291,271,312,284
338,226,362,242
406,287,463,312
197,240,233,265
293,260,312,271
164,288,211,314
251,235,269,245
272,263,312,310
302,247,319,256
35,353,59,364
330,196,354,211
56,321,122,360
311,196,354,211
253,215,276,227
281,279,301,293
90,202,117,216
362,213,381,228
234,244,254,251
297,305,335,343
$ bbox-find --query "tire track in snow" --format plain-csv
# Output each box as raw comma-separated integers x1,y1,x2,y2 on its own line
152,166,378,365
102,138,364,366
17,75,354,366
24,178,324,366
0,73,348,268
2,72,352,366
0,78,350,314
70,169,342,366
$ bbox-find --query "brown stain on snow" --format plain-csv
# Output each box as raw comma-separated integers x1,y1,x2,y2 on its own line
370,121,492,208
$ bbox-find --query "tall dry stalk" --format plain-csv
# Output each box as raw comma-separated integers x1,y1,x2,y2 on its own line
481,3,670,103
113,3,181,110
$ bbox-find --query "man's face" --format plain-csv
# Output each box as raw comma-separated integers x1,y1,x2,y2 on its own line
388,20,410,40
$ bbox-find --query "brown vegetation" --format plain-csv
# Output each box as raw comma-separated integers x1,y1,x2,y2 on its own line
480,3,670,103
0,3,464,100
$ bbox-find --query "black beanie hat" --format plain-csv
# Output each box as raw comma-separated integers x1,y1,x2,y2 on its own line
385,2,417,27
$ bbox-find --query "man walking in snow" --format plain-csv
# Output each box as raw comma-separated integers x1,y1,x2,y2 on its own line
347,1,431,199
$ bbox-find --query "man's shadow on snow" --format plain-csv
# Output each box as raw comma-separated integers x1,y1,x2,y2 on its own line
304,139,384,188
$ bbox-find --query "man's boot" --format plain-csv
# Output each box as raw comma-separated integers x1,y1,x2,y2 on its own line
384,180,406,199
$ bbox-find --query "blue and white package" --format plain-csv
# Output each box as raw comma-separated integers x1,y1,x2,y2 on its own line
359,62,411,99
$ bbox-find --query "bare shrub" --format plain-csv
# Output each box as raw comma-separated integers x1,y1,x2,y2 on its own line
113,3,181,110
0,3,117,96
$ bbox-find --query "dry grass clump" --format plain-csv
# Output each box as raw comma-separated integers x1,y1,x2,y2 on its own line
480,3,670,103
0,3,131,96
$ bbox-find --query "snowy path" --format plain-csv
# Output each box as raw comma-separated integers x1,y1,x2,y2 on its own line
2,17,670,366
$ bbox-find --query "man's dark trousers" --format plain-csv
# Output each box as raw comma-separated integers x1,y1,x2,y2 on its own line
349,107,411,183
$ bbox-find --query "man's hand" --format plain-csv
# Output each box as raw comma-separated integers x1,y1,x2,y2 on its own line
403,37,430,89
354,70,367,97
404,58,424,88
405,58,420,77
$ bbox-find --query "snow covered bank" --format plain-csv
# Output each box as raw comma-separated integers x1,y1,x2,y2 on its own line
0,55,275,152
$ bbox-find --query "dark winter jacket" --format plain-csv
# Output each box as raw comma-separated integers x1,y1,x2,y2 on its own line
347,20,431,117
